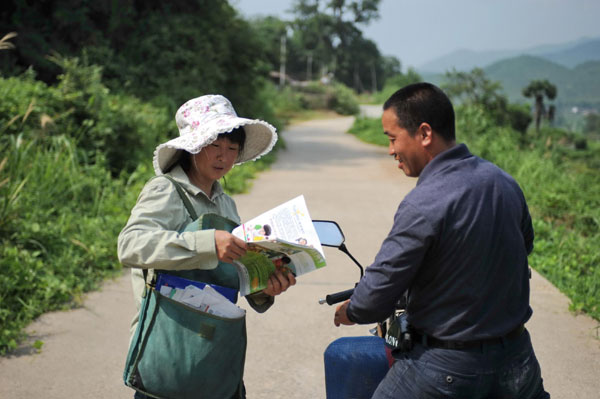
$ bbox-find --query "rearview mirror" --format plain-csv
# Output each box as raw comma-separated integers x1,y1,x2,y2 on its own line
312,220,345,247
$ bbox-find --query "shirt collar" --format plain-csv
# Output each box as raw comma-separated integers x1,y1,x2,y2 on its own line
168,165,225,201
417,143,472,186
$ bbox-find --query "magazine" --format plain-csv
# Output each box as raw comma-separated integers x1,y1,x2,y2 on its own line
231,195,326,296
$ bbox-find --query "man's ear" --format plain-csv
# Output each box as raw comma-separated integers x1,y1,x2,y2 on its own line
418,123,433,147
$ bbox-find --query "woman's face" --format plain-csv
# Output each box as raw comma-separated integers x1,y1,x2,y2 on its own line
190,137,240,190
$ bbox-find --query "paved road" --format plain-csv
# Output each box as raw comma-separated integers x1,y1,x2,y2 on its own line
1,111,599,398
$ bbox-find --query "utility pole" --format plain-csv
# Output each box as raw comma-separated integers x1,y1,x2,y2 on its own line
354,63,363,92
371,63,377,93
279,34,287,88
307,52,313,81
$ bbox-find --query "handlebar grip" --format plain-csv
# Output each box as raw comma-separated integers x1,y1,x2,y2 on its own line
324,288,354,305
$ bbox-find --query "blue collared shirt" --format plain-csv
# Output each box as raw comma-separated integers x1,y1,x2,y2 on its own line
347,144,534,341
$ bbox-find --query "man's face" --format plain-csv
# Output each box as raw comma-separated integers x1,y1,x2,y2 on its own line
381,108,428,178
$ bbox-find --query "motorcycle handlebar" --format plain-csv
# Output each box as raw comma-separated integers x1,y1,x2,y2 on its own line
318,288,354,305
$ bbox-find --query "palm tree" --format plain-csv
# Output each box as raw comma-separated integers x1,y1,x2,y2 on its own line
522,80,557,132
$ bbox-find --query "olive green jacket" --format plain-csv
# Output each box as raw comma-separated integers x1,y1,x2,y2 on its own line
118,165,272,336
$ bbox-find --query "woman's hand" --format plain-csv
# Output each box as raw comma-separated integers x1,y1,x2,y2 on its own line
263,269,296,296
214,230,247,264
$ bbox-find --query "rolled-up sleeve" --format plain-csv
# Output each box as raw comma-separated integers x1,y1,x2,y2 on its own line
347,201,434,324
117,178,219,271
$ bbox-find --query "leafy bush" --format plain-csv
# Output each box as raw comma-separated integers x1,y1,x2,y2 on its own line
347,109,600,320
1,1,273,122
0,134,143,353
328,83,360,115
348,117,387,146
244,80,292,131
283,81,359,115
506,103,533,134
0,69,63,137
264,84,305,123
1,60,172,175
50,55,172,174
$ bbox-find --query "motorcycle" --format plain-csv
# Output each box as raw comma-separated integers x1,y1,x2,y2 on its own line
313,220,403,399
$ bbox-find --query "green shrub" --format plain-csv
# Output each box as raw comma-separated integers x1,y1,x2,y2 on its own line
0,69,63,137
247,80,293,131
328,83,360,115
282,81,360,116
1,59,172,175
348,117,387,146
269,85,305,123
506,103,533,134
0,134,139,353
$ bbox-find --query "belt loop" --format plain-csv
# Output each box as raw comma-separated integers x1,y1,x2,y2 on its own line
422,334,428,347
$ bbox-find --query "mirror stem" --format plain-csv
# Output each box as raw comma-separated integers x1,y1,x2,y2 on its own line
339,243,364,278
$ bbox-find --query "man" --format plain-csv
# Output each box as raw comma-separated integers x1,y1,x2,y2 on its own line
334,83,549,398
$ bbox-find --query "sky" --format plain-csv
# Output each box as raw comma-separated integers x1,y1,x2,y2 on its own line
232,0,600,69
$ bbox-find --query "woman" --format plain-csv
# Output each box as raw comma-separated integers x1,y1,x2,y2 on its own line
118,95,296,398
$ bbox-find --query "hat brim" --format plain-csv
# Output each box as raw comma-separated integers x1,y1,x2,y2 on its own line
153,117,277,175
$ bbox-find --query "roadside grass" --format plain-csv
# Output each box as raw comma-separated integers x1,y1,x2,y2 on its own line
347,111,600,321
0,135,136,353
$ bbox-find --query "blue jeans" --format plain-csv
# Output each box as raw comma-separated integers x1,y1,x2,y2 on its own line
372,329,550,399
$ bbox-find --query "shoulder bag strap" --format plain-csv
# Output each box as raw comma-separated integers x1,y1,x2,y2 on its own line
156,174,199,220
143,174,199,284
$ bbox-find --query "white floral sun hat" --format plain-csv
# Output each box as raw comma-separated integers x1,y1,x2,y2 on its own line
153,94,278,175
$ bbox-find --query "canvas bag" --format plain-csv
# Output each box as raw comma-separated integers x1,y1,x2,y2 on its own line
123,175,246,399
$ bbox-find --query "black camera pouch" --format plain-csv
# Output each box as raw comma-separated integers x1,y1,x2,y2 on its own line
384,311,414,352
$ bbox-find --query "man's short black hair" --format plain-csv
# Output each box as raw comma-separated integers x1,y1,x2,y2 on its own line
383,82,455,142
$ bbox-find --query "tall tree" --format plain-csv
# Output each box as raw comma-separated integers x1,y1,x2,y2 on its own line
290,0,389,90
443,68,504,109
443,68,532,134
522,79,557,132
0,0,269,116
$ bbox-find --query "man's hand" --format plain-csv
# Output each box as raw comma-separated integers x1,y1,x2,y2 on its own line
214,230,247,264
334,300,355,327
263,269,296,296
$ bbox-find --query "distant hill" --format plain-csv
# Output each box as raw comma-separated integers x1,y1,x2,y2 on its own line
420,54,600,112
484,56,600,107
418,49,516,75
483,56,569,102
414,37,600,131
418,36,600,74
541,40,600,68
